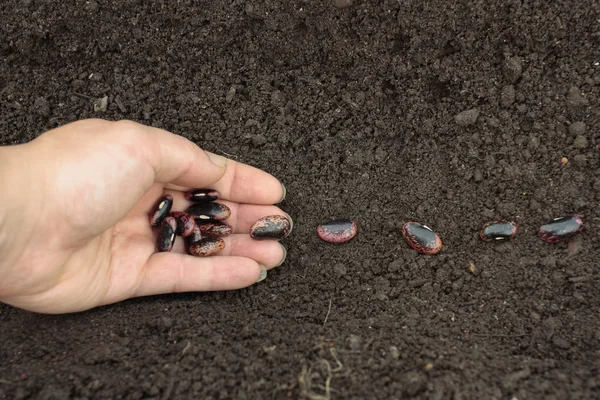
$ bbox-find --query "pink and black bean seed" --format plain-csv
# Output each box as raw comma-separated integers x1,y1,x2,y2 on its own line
317,219,357,243
184,189,220,203
188,224,202,244
150,194,173,227
480,220,518,241
187,202,231,221
250,215,292,240
189,238,226,257
538,215,583,243
169,211,196,237
402,222,442,255
157,216,177,252
195,221,233,237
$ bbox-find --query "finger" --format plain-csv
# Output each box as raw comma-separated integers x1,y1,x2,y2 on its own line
130,122,228,187
164,196,291,234
171,234,286,269
134,254,265,297
164,157,285,205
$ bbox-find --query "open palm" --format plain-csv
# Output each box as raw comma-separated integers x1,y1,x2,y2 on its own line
0,119,287,314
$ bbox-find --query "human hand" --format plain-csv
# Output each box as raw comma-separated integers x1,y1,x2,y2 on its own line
0,119,288,314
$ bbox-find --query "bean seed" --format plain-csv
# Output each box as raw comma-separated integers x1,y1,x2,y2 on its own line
249,215,293,240
150,194,173,227
538,215,583,243
187,202,231,221
195,221,233,237
317,219,357,243
188,224,202,243
169,211,196,237
189,238,225,257
157,216,177,252
402,222,442,255
184,188,220,203
480,220,518,241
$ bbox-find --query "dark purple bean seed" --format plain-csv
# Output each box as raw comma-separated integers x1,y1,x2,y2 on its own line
195,221,233,237
184,188,220,203
317,219,357,243
187,202,231,221
189,238,225,257
480,220,518,241
538,215,583,243
402,222,442,255
188,225,202,244
169,211,196,237
157,217,177,252
150,194,173,227
249,215,293,240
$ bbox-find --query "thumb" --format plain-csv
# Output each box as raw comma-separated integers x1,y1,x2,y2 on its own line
132,122,228,188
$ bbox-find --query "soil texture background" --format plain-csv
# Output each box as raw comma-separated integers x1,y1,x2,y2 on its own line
1,1,600,399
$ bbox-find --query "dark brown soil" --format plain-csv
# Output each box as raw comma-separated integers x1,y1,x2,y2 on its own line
1,1,599,399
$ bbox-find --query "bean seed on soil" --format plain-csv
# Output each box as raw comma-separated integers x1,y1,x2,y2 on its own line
184,188,220,203
169,211,196,237
538,215,583,243
195,221,233,237
249,215,292,240
187,202,231,221
480,220,518,241
402,222,442,255
157,216,177,252
316,219,357,243
150,194,173,226
189,238,225,257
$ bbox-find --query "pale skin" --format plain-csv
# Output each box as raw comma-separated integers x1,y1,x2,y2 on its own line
0,119,288,314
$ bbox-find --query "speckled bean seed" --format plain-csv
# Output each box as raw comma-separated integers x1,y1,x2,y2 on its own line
150,194,173,227
195,221,233,237
538,215,583,243
184,188,221,203
157,216,177,252
402,222,442,255
169,211,196,237
189,238,225,257
188,224,202,243
480,220,518,241
187,202,231,221
249,215,293,240
317,219,357,243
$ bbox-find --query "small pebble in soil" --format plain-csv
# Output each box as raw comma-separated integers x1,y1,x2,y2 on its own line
568,121,587,136
169,211,196,237
150,194,173,226
33,97,50,116
189,238,225,257
480,220,518,241
187,202,231,221
455,108,480,127
196,221,233,237
249,215,293,240
316,219,358,243
333,0,353,8
184,188,220,203
402,222,442,255
538,215,584,243
157,217,177,252
573,135,588,149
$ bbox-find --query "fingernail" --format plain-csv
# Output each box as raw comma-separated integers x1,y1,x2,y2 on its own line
257,264,267,283
205,151,228,167
284,212,294,235
277,183,287,203
276,245,287,267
